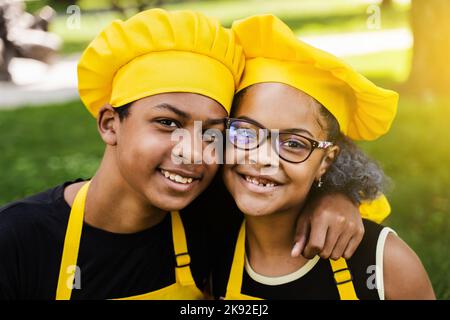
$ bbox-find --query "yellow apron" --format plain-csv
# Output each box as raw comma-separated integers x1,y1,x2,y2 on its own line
224,222,358,300
55,181,204,300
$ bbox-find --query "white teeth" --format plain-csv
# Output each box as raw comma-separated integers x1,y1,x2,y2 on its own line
244,175,277,188
160,169,195,184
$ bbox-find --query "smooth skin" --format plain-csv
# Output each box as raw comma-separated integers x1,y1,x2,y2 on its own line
223,82,435,299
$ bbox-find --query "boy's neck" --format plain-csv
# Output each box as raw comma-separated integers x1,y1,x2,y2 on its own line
245,209,309,277
64,157,166,234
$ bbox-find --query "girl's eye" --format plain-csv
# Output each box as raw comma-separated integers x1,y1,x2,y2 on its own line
203,130,221,143
282,140,307,149
203,133,216,143
157,119,179,128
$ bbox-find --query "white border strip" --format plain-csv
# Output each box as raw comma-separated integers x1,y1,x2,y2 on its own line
376,227,397,300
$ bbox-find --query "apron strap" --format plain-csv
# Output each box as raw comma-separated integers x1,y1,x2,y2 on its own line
171,211,196,287
329,258,359,300
225,222,246,297
225,222,359,300
56,181,91,300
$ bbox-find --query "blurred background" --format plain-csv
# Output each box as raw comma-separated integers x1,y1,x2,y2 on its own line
0,0,449,299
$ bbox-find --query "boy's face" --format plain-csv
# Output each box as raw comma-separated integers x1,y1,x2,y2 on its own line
113,92,227,211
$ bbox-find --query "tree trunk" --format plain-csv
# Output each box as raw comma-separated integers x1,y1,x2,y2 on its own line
381,0,393,9
408,0,450,97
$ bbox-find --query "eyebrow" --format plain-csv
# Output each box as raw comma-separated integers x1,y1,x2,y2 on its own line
154,103,226,127
282,128,314,138
154,103,190,119
237,116,314,138
204,118,227,127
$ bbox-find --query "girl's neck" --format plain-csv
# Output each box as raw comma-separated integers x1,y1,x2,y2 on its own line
82,156,166,234
245,209,310,277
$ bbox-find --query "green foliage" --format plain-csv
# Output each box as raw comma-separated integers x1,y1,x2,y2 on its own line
0,100,103,202
357,97,450,299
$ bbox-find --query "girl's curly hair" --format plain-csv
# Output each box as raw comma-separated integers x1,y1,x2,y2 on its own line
315,103,390,204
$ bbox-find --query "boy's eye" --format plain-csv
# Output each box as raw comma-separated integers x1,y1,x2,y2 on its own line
157,119,179,128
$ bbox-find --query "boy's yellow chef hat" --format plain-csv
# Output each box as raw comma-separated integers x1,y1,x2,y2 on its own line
78,9,245,117
232,14,399,141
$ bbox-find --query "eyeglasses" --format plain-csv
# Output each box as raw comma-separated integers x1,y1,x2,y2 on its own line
226,117,334,164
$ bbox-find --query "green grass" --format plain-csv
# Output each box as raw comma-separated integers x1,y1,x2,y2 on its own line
0,100,103,201
0,95,449,299
357,97,450,299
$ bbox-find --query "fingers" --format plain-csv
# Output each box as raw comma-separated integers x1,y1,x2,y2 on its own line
302,215,364,261
291,242,303,258
302,222,328,259
318,223,342,259
343,225,365,259
292,216,309,258
330,230,353,260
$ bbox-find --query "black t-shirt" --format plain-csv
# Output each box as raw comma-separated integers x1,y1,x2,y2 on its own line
0,179,217,299
212,214,389,300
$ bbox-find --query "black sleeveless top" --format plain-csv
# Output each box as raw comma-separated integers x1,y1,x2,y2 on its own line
212,215,394,300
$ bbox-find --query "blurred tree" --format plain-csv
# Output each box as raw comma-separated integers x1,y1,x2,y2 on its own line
110,0,170,17
381,0,393,9
409,0,450,97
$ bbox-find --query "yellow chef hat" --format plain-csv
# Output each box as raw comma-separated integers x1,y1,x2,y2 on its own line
78,8,245,117
232,14,399,141
232,14,396,222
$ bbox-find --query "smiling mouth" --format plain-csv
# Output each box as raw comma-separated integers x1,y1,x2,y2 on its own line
239,173,279,188
160,169,196,185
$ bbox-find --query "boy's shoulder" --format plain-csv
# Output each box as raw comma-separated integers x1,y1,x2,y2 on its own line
0,179,82,234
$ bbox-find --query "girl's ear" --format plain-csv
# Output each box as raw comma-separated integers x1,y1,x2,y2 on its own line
97,104,119,146
316,145,340,181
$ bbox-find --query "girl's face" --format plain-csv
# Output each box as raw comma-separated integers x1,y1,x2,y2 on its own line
223,82,339,217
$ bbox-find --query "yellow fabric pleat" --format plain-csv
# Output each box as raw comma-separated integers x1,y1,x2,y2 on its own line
359,194,391,224
329,258,359,300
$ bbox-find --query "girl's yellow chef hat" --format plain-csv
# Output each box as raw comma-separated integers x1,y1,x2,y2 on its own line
232,14,399,141
78,9,245,117
232,14,396,222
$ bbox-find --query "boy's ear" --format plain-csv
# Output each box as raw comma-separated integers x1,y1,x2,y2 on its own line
97,104,119,146
316,145,340,180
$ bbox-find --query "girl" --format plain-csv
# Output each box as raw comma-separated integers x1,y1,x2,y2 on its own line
212,14,435,300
